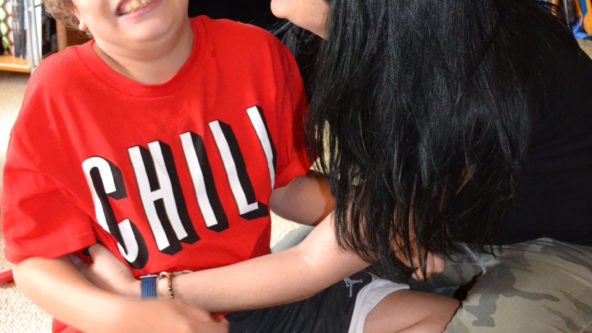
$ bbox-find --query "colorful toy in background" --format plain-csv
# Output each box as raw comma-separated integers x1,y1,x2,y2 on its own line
0,0,12,55
0,0,25,57
573,0,592,38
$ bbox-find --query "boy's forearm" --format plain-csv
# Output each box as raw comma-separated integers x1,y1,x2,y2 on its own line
12,256,129,332
168,215,367,312
269,171,335,225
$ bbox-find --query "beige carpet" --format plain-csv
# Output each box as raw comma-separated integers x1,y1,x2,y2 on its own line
0,71,54,332
579,38,592,55
2,39,592,332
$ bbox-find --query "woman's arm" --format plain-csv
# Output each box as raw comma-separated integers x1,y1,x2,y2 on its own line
166,173,352,311
12,256,228,332
171,214,366,312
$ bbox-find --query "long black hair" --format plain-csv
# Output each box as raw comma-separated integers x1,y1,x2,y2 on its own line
284,0,578,276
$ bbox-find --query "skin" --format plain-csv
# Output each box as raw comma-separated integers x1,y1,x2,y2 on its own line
71,0,194,84
270,0,330,38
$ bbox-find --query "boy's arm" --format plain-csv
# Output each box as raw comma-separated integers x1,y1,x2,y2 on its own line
12,256,227,333
268,171,334,225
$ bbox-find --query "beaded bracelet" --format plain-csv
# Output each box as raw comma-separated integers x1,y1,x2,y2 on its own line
158,271,174,300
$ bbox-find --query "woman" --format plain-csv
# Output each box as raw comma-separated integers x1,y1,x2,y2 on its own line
280,0,592,330
188,0,279,29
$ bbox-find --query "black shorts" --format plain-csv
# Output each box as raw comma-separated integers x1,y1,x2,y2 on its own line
226,271,408,333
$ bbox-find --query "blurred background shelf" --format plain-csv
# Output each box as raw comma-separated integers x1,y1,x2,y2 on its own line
0,0,43,73
0,54,29,73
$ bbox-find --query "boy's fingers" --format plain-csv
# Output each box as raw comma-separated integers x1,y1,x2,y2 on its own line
87,243,109,258
202,317,229,333
68,254,88,275
177,303,229,333
179,302,215,321
192,320,229,333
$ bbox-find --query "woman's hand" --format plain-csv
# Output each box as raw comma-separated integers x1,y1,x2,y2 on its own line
73,244,139,297
390,220,446,280
395,247,445,280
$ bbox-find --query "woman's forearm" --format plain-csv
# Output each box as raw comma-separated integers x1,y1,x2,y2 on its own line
166,216,368,312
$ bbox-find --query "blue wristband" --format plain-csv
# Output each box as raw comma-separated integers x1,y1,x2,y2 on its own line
140,274,158,299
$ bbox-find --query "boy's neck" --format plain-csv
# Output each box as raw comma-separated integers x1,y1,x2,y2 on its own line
92,20,194,85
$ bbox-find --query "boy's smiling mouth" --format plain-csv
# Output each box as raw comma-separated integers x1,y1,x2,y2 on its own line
116,0,155,16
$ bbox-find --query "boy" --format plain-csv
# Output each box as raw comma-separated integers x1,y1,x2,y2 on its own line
2,0,458,332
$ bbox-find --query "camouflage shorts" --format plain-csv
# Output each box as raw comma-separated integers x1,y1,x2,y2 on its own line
426,238,592,333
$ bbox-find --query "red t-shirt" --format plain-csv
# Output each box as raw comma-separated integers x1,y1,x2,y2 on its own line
2,16,308,276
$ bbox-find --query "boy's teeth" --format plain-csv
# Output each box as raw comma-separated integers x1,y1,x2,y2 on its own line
119,0,152,15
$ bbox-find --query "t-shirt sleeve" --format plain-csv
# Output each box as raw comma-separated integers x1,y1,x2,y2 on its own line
2,166,96,263
268,39,311,188
1,84,96,263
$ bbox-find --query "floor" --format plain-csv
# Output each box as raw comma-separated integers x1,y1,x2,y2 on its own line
579,38,592,55
0,72,28,187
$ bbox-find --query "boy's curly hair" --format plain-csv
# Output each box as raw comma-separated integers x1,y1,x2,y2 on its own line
43,0,79,30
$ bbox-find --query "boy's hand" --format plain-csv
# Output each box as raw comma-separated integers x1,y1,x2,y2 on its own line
116,300,229,333
72,244,139,297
